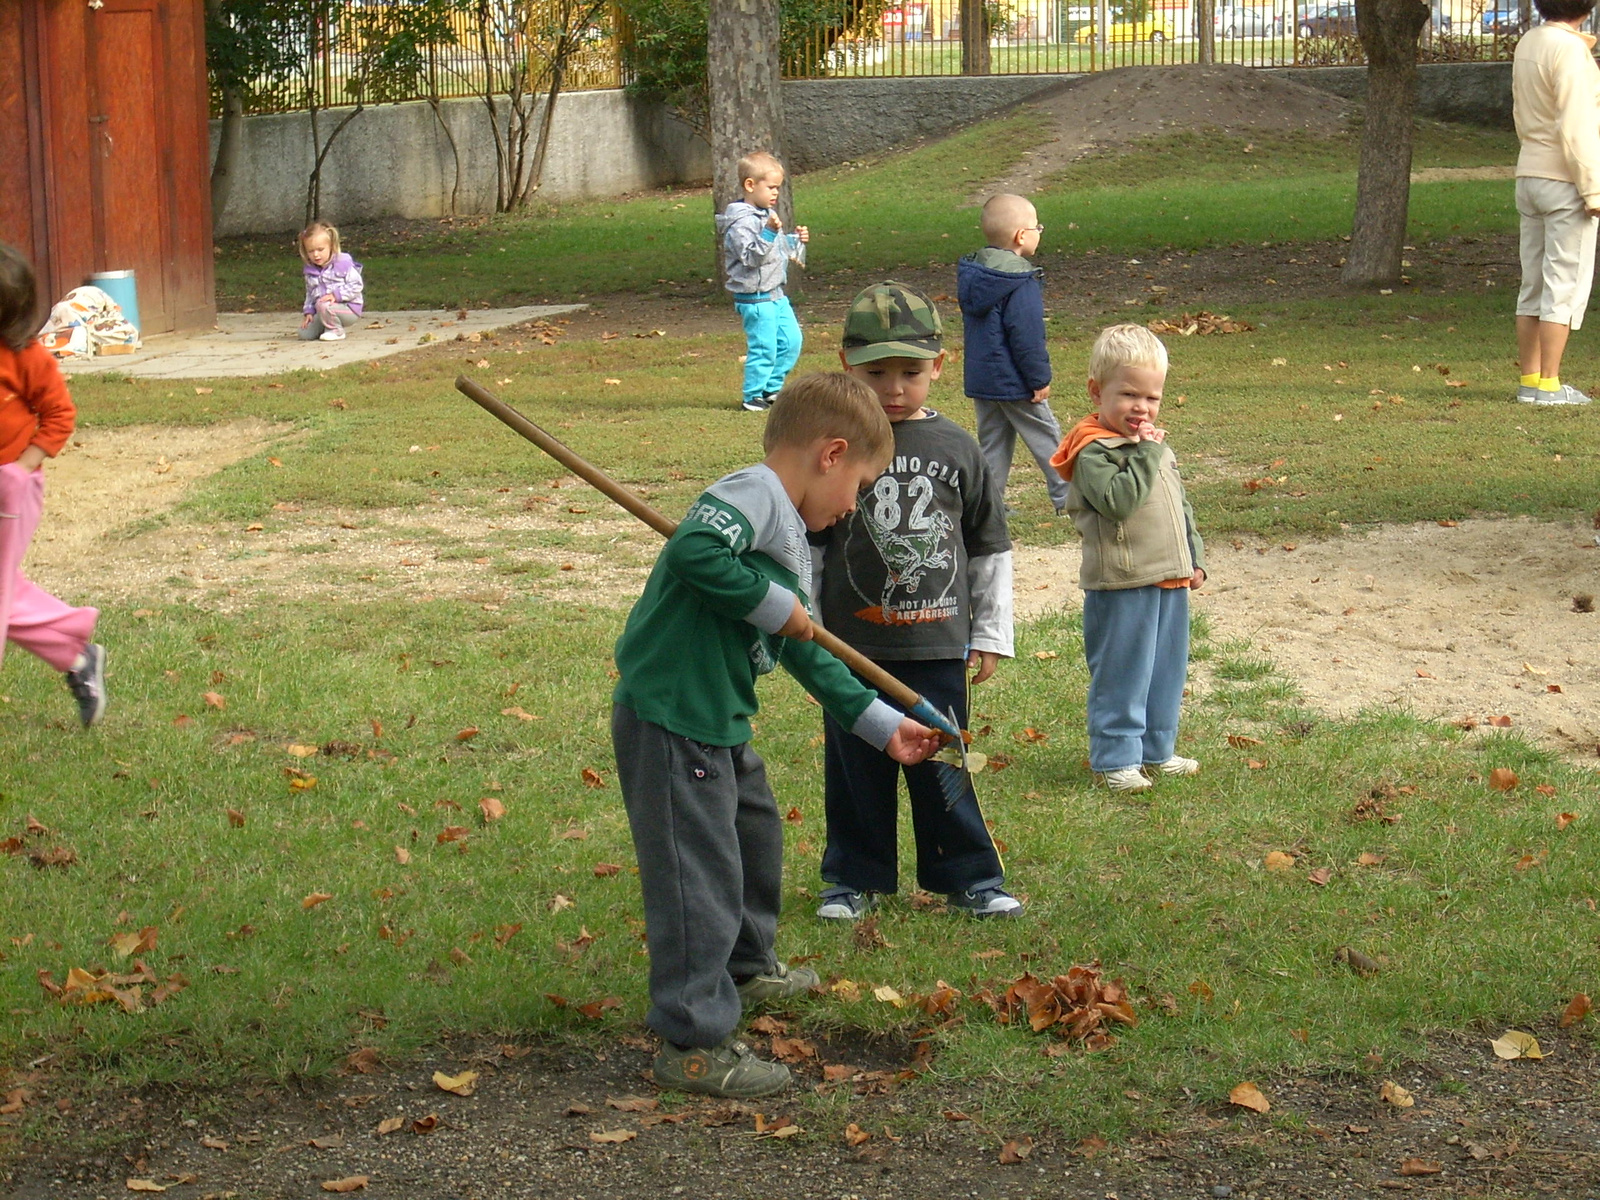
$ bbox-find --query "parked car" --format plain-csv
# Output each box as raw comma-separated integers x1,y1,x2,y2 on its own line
1073,14,1177,42
1481,5,1523,33
1297,2,1356,36
1215,5,1283,36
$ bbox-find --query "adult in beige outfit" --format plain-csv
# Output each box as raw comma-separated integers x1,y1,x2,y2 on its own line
1514,0,1600,405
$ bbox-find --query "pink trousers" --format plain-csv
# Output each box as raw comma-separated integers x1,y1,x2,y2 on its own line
0,462,96,672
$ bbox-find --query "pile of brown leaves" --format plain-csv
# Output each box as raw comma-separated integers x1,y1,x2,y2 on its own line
982,963,1138,1051
0,814,77,869
1147,311,1254,337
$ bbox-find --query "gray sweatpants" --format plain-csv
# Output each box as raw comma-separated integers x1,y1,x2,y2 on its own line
612,703,782,1048
974,397,1071,511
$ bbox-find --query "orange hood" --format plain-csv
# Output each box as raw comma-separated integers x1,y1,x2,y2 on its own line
1049,414,1126,482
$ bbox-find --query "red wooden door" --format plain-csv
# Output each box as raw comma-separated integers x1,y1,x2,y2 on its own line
86,0,171,331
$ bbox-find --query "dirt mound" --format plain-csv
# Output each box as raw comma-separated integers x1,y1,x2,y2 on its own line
984,64,1353,196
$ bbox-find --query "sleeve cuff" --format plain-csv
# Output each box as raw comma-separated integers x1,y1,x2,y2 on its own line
759,228,777,242
745,580,796,634
850,698,901,751
967,552,1015,658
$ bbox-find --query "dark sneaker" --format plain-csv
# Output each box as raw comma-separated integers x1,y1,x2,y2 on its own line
653,1036,791,1098
947,885,1023,918
64,643,106,728
817,887,876,921
735,961,821,1006
741,394,772,412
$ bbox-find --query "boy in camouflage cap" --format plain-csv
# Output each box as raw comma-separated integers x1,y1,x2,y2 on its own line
811,281,1022,920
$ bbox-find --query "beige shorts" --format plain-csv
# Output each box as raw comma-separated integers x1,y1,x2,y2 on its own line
1517,175,1598,330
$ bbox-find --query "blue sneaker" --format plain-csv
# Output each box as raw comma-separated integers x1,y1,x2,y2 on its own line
947,885,1023,918
816,887,876,921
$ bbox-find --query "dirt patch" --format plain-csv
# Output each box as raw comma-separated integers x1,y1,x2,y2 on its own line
982,65,1353,198
1411,165,1517,184
27,419,289,577
1016,517,1600,761
4,1027,1598,1198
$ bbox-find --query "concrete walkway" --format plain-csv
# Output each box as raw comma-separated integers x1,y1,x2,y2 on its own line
61,306,584,380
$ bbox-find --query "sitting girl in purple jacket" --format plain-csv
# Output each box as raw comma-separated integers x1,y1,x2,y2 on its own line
298,222,364,342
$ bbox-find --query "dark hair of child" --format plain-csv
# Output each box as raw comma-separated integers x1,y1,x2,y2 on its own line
0,244,39,355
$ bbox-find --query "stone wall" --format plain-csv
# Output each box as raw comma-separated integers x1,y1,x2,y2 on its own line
211,89,711,236
1276,61,1514,129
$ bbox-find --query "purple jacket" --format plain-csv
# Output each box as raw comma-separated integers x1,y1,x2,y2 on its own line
302,253,365,315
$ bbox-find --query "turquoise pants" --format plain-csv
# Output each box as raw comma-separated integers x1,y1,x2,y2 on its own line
735,297,802,402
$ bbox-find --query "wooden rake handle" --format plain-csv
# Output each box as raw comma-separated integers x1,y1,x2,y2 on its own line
455,374,958,739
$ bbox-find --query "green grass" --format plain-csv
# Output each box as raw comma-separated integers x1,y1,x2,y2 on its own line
4,118,1595,1148
213,117,1519,312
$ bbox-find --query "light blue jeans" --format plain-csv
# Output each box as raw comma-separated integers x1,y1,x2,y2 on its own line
735,296,802,402
1082,585,1190,772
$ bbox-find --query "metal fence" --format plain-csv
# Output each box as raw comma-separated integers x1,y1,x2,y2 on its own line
782,0,1527,76
216,0,621,117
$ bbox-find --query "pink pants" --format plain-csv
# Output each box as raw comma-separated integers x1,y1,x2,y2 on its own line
0,463,96,671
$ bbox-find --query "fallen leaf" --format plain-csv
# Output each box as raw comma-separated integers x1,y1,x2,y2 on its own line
494,923,522,947
872,985,905,1007
226,808,246,828
394,846,411,864
1264,851,1296,872
1398,1159,1441,1177
606,1095,659,1112
376,1116,404,1135
410,1114,439,1134
823,1063,856,1082
998,1136,1034,1163
478,797,506,822
1357,852,1386,866
287,744,319,758
437,825,469,844
345,1047,382,1075
199,1136,229,1150
1336,946,1380,977
456,727,479,742
1380,1080,1415,1107
1489,1030,1543,1060
1557,811,1578,829
1489,715,1513,728
1307,867,1332,886
1557,993,1592,1029
433,1069,479,1095
1229,1081,1270,1113
589,1128,636,1144
202,691,225,710
308,1134,344,1149
1488,767,1518,792
830,979,861,1001
126,1181,167,1193
844,1122,871,1146
769,1036,818,1062
1226,734,1264,748
581,767,606,788
302,892,333,911
320,1179,368,1193
593,862,622,877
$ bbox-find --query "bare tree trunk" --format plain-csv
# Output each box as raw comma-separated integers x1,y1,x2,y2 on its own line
1196,0,1216,63
211,86,245,222
425,94,463,216
960,0,990,74
709,0,787,222
306,103,366,227
1342,0,1429,286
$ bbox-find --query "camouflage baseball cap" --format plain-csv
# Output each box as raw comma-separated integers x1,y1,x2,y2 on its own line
841,281,943,365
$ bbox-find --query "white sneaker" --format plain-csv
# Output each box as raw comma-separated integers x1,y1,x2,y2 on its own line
319,325,347,342
1149,755,1201,776
1102,766,1152,793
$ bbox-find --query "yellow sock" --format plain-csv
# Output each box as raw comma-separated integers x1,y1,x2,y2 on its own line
1540,376,1561,391
1521,373,1540,387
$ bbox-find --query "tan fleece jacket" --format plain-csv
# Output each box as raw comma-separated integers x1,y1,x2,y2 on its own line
1514,22,1600,207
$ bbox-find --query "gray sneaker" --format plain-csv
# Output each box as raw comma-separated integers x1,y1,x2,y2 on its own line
1529,383,1592,405
816,887,876,921
653,1036,791,1098
1516,384,1541,404
64,643,106,728
735,961,820,1006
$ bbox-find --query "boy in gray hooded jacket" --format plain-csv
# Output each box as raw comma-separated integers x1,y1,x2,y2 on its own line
716,152,809,411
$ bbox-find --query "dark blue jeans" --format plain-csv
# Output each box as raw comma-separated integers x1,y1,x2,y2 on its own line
821,657,1003,896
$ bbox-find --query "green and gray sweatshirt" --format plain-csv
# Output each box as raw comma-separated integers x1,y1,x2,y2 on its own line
613,464,901,748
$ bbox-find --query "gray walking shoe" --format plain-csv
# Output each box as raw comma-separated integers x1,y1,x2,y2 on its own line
946,885,1024,918
1515,384,1541,404
653,1036,792,1098
735,961,820,1006
1530,383,1592,405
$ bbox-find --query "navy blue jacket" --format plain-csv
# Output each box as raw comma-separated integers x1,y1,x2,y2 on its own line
957,247,1051,402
